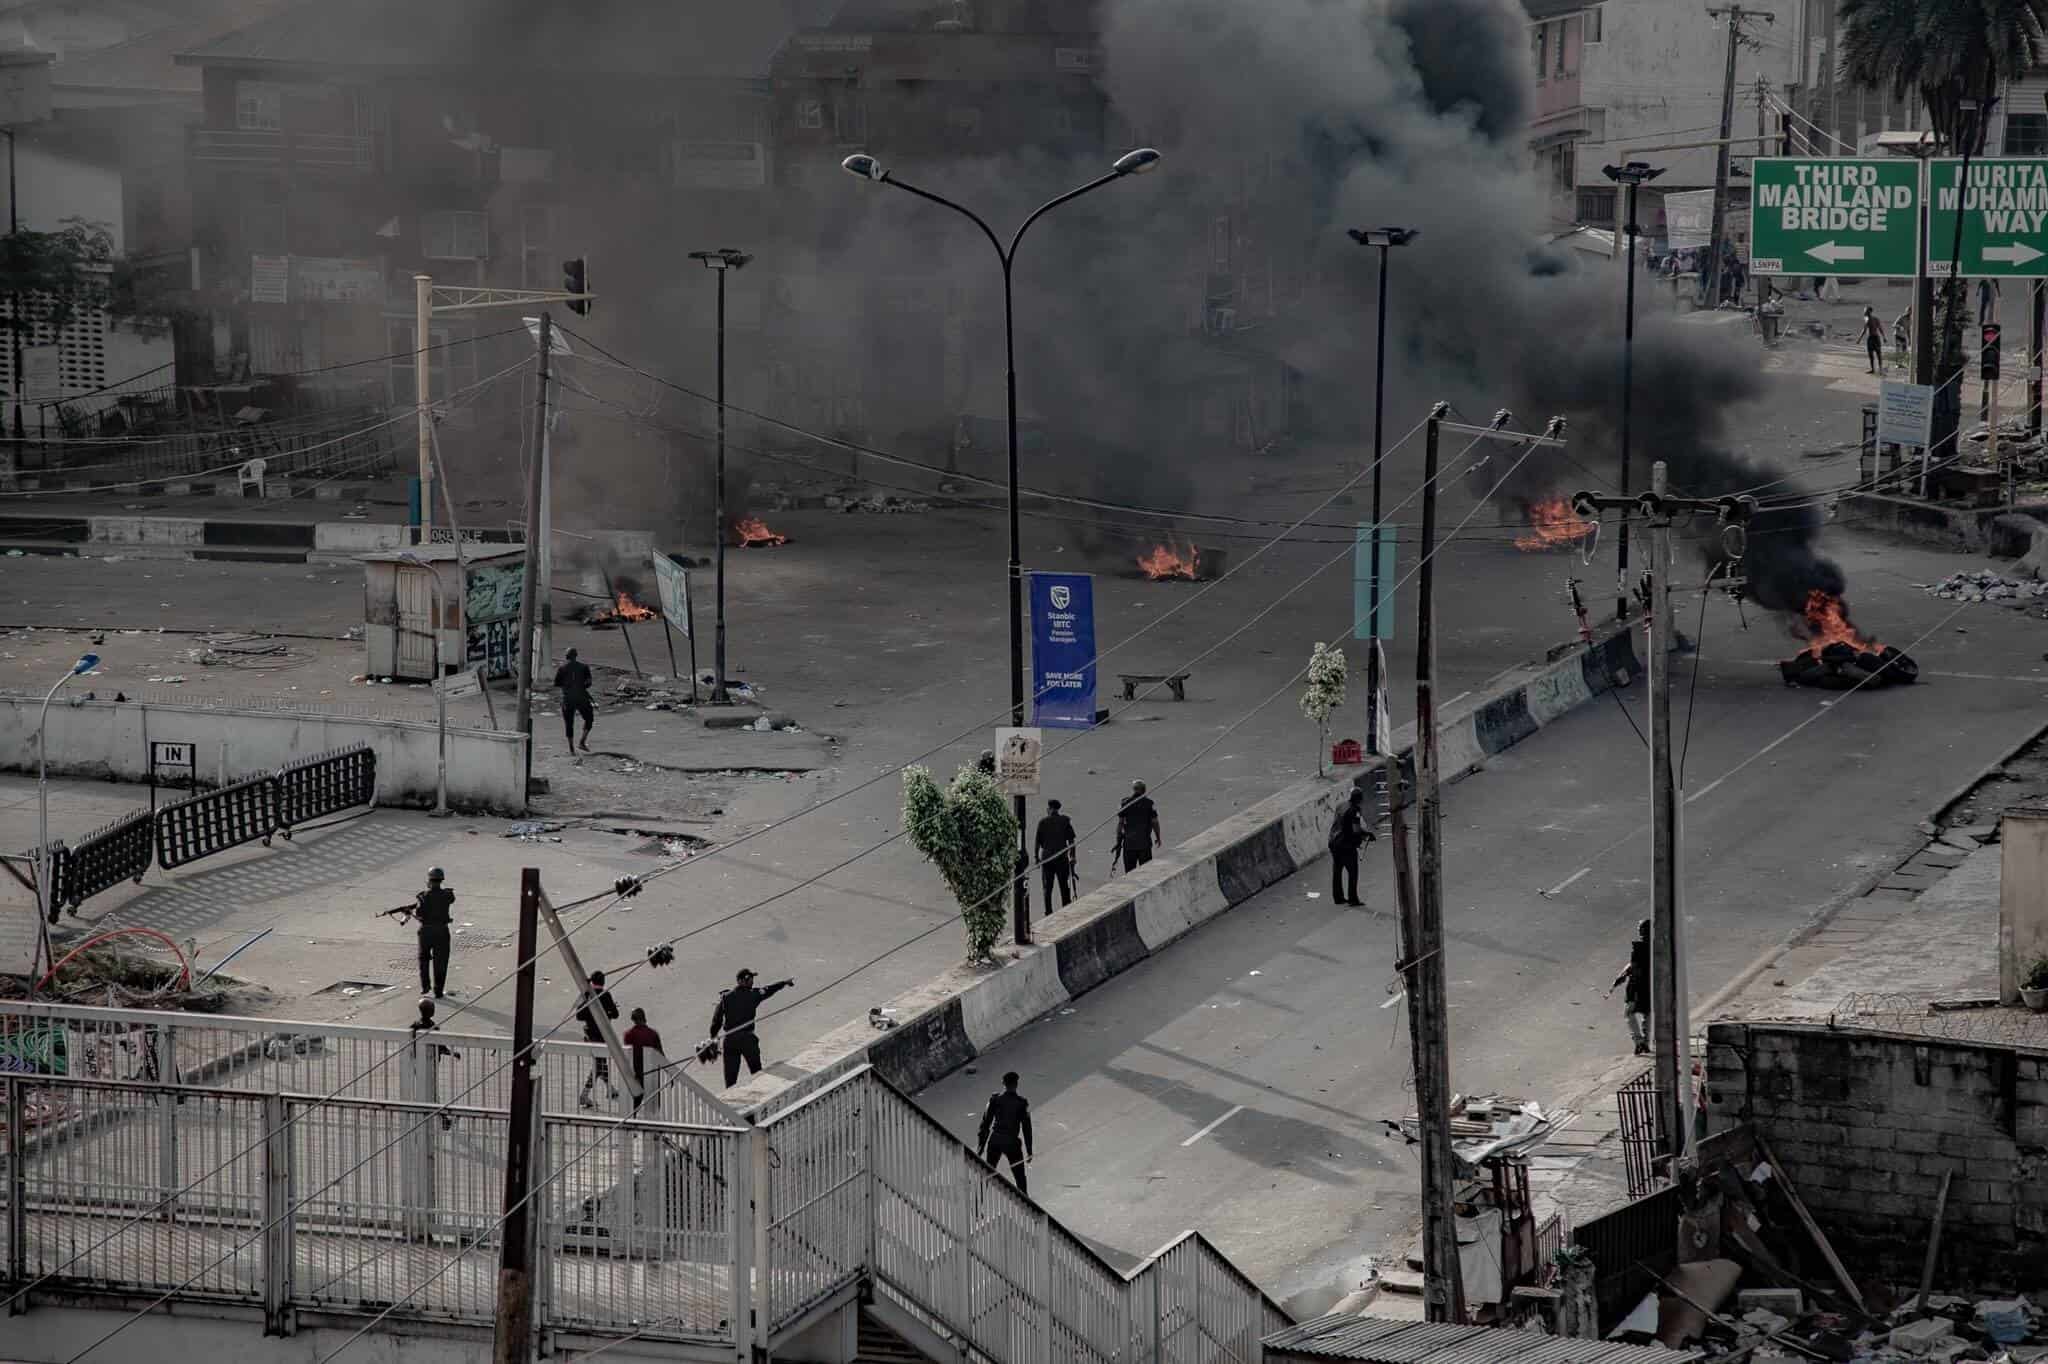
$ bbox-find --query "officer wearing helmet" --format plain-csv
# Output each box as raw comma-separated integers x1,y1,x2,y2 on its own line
412,867,457,999
708,967,793,1088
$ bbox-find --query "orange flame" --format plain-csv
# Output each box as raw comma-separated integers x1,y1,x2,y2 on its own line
733,516,788,547
1514,496,1596,552
591,590,656,625
1798,589,1881,658
1136,537,1202,580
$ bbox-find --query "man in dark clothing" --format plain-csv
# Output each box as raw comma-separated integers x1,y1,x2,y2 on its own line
1607,918,1652,1055
409,997,456,1129
1328,788,1374,907
1034,799,1078,911
622,1007,663,1112
410,867,455,998
576,969,621,1109
708,967,794,1088
976,1071,1034,1194
554,647,595,752
1115,781,1161,872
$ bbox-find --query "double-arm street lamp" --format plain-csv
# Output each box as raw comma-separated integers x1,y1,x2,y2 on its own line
1602,160,1664,621
841,146,1161,946
1345,226,1419,754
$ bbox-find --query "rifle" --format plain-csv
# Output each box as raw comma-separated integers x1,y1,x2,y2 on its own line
377,901,416,922
1109,829,1123,874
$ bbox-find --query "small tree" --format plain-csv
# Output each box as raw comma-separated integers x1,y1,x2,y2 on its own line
0,219,117,334
903,762,1019,963
1300,641,1347,774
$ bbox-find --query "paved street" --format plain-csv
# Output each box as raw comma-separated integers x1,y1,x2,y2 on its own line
919,536,2048,1304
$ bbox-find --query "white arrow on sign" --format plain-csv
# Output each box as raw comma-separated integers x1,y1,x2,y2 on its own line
1982,242,2045,266
1805,241,1865,264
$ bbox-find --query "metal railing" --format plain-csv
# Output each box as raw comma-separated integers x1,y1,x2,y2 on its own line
190,127,377,170
2,1007,1287,1361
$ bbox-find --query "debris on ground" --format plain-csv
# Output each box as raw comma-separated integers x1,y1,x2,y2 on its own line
501,820,567,842
1924,570,2048,602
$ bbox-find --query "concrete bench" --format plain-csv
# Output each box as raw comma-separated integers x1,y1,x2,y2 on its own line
1118,672,1190,702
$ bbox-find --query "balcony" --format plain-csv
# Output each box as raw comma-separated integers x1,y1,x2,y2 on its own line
190,126,377,172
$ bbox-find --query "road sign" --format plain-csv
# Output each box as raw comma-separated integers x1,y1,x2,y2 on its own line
1877,379,1934,448
1750,157,1922,278
1927,158,2048,276
1664,189,1714,250
993,728,1042,795
432,668,482,699
150,741,194,769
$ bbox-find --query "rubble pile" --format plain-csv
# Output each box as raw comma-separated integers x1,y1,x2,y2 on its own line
1923,571,2048,603
823,492,931,514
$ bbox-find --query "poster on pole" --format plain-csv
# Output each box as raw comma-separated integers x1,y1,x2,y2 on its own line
1028,571,1097,729
993,727,1042,795
651,552,692,638
1664,190,1715,250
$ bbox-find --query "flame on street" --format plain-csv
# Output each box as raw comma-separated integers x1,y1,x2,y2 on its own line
1136,537,1202,580
1514,496,1596,551
733,516,789,547
591,590,656,625
1796,589,1881,658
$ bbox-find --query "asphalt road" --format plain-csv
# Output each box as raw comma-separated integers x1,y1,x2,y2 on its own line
918,541,2048,1304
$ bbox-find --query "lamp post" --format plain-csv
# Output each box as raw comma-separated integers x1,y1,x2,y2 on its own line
34,651,98,990
842,146,1161,947
1345,226,1418,754
396,553,451,816
1601,160,1664,621
688,248,752,707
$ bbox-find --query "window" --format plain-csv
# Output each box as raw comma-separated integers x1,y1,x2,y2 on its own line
1535,25,1547,81
1583,5,1602,42
795,98,824,130
1577,186,1616,226
1557,18,1571,74
236,81,282,131
1552,142,1576,193
2006,113,2048,156
519,203,555,289
421,210,488,261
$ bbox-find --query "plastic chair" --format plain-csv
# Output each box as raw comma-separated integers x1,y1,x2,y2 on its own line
237,457,267,498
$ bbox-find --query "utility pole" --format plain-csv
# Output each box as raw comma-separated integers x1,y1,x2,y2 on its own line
1407,402,1464,1324
1572,471,1752,1162
514,313,551,804
492,868,542,1364
415,274,434,543
1602,161,1664,620
1704,6,1774,311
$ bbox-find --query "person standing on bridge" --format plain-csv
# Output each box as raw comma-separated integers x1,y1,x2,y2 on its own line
709,967,794,1088
1115,780,1161,872
1035,798,1078,911
409,867,456,999
554,647,596,753
576,969,621,1110
976,1071,1034,1195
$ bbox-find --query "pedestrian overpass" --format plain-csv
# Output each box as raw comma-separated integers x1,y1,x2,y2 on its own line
0,1001,1286,1362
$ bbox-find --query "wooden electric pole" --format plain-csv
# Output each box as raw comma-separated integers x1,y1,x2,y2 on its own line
1704,6,1773,309
513,313,551,805
493,868,542,1363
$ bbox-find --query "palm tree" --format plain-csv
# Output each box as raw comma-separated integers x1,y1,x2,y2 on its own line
1839,0,2048,470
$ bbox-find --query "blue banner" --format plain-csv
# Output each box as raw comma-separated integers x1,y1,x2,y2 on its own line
1029,571,1097,729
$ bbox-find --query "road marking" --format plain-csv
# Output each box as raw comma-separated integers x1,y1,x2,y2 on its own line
1181,1105,1245,1147
1444,690,1472,708
1540,867,1591,899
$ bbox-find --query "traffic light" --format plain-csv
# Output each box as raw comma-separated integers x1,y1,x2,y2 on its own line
1982,323,2001,381
562,257,592,315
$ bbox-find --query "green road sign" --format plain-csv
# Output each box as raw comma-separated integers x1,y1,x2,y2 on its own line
1927,158,2048,277
1750,157,1922,278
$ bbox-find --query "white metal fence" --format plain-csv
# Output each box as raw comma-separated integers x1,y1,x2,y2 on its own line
3,1005,1286,1361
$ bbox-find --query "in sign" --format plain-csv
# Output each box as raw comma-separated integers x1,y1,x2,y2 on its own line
150,741,195,768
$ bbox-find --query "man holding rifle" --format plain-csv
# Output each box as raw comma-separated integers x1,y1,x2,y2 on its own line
381,867,457,999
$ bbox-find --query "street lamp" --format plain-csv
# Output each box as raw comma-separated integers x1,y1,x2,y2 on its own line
1345,226,1419,754
841,146,1161,946
34,651,98,991
396,553,451,817
1602,160,1664,622
688,247,753,707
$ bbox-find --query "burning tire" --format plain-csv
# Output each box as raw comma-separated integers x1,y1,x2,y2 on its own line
1779,642,1918,690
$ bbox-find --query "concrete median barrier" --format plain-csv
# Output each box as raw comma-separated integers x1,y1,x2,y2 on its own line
728,620,1643,1120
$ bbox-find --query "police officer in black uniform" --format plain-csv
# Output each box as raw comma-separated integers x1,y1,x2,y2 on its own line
411,867,456,999
708,967,793,1088
976,1071,1034,1194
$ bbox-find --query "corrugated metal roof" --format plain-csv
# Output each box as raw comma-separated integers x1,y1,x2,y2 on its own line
1264,1314,1701,1364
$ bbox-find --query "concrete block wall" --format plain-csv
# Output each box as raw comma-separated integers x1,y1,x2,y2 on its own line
1705,1021,2048,1291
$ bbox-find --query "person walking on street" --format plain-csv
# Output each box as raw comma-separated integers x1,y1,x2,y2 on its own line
1606,918,1652,1055
1115,780,1161,872
622,1007,664,1112
555,647,596,753
708,967,794,1088
976,1070,1034,1195
576,969,621,1109
1328,788,1374,907
409,867,455,999
1034,799,1078,911
1862,306,1886,374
